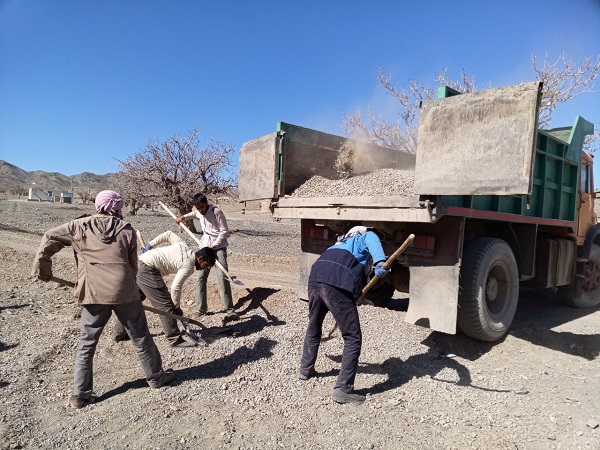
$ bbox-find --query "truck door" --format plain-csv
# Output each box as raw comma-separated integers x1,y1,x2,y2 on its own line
577,154,595,245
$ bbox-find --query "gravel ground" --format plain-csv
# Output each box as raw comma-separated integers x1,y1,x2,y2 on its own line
1,199,599,450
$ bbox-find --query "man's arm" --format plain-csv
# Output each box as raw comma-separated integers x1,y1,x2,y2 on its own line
148,230,185,248
175,211,196,224
169,263,195,308
363,231,386,264
209,207,229,249
31,222,73,281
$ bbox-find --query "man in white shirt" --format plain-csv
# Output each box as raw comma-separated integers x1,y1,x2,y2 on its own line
176,193,234,319
113,230,216,348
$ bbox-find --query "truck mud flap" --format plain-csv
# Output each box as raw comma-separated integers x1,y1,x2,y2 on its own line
405,265,460,334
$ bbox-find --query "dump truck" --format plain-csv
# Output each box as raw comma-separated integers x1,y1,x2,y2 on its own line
238,81,598,341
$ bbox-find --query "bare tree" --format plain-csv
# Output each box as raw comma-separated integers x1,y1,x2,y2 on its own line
113,128,236,230
344,54,600,154
108,173,154,216
75,189,92,205
533,53,600,128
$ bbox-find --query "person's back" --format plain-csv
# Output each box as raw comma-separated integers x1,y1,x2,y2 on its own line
300,226,389,405
309,229,385,297
139,236,195,278
68,214,139,304
32,190,173,408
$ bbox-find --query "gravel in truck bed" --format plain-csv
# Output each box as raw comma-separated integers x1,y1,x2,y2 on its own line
290,168,416,198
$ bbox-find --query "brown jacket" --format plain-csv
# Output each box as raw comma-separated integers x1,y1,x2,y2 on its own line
31,214,140,305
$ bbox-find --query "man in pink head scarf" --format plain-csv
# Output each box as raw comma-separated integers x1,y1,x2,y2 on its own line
32,189,174,409
95,190,124,219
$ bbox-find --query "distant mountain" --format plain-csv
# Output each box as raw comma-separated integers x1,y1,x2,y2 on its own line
0,160,114,194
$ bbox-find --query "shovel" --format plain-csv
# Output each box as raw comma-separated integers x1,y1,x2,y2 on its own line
321,233,415,341
50,276,205,326
158,201,245,286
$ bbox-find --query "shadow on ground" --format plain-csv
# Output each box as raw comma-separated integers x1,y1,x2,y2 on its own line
179,336,276,380
183,287,286,344
510,289,600,360
376,288,600,361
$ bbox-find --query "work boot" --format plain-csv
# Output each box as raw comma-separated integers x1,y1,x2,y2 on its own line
331,388,366,405
152,369,175,389
112,333,130,343
69,395,96,409
298,368,315,380
171,336,197,348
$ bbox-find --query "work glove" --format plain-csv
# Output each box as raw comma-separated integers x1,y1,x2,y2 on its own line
141,244,152,253
374,261,390,278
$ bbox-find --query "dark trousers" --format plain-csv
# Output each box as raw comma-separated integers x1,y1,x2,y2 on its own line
74,302,166,398
114,262,181,344
300,282,362,392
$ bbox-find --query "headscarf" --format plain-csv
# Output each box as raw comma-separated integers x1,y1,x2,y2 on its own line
336,225,368,243
95,190,124,219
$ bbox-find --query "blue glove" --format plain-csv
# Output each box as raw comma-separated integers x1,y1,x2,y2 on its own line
141,244,152,253
374,261,390,278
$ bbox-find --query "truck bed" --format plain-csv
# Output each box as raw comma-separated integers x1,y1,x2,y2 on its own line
274,195,430,222
239,83,593,228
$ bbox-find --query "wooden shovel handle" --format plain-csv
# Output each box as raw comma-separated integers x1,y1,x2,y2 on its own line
324,233,415,340
158,201,203,246
157,201,239,283
357,233,415,303
49,276,206,329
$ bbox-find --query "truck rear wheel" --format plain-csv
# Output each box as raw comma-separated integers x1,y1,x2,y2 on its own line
365,282,395,307
565,243,600,308
458,238,519,342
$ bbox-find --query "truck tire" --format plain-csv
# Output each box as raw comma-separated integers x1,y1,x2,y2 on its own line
565,243,600,308
458,238,519,342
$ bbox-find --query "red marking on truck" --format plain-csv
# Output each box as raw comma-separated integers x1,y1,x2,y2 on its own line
445,206,576,227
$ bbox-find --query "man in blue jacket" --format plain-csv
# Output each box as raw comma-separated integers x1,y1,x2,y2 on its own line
299,226,390,404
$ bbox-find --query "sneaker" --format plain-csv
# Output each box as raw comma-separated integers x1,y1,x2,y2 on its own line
331,388,366,405
298,369,315,380
153,369,175,389
69,395,96,409
171,336,197,348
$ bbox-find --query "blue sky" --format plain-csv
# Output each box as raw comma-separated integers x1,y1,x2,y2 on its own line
1,1,599,183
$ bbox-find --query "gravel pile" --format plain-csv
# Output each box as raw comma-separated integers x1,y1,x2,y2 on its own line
1,199,599,450
290,169,416,198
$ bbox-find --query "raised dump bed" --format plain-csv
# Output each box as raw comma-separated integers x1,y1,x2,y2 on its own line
239,82,593,229
438,116,592,227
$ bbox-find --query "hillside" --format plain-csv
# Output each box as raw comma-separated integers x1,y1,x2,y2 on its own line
0,160,113,194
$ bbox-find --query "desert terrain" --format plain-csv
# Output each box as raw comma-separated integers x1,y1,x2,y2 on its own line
0,199,599,450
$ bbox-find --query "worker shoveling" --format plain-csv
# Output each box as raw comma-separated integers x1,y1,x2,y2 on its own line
321,233,415,341
158,200,245,287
